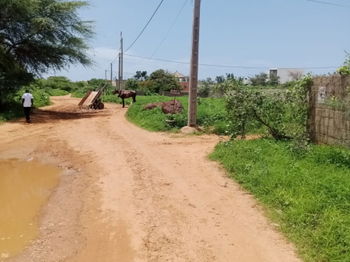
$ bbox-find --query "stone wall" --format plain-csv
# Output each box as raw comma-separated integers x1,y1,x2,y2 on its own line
309,75,350,147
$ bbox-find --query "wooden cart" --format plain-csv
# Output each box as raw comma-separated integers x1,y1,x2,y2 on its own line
78,85,106,109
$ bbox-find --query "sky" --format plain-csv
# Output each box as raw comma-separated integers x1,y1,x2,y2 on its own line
48,0,350,81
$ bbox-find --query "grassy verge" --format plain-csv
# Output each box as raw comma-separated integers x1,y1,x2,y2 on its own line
210,139,350,262
125,95,228,134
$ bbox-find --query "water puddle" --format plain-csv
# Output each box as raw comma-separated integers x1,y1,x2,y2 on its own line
0,159,60,259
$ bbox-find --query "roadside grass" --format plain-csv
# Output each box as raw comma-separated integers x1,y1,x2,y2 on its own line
210,139,350,262
125,95,229,134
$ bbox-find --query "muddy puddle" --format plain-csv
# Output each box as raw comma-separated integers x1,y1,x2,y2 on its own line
0,159,60,260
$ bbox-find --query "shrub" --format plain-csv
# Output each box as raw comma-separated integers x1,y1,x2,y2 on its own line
250,72,268,86
0,86,50,122
337,53,350,75
47,88,69,96
225,76,312,141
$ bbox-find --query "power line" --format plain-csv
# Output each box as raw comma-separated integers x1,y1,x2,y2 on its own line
109,55,118,65
126,53,270,68
306,0,350,8
124,54,338,70
125,0,166,53
151,0,190,58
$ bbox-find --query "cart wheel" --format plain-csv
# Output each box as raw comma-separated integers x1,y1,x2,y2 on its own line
98,102,104,109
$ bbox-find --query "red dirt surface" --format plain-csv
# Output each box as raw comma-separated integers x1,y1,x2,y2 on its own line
0,95,301,262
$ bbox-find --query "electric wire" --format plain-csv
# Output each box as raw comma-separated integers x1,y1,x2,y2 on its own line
125,0,166,53
306,0,350,8
106,0,343,75
151,0,190,58
125,54,338,70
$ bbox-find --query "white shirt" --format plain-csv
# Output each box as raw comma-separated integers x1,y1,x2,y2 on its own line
22,93,33,107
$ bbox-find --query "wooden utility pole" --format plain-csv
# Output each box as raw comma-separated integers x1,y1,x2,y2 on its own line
118,52,121,89
121,32,124,89
105,70,107,80
188,0,201,127
110,63,113,84
118,32,124,90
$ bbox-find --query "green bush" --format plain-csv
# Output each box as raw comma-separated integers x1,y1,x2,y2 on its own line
47,88,69,96
337,54,350,75
225,76,312,140
311,145,350,168
0,86,50,122
44,76,75,92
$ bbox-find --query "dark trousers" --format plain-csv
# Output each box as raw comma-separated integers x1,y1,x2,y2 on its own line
23,107,31,122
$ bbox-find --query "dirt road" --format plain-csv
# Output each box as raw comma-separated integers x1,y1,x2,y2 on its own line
0,96,301,262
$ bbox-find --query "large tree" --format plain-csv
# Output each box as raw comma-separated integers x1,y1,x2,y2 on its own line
134,70,148,81
0,0,93,103
149,69,180,93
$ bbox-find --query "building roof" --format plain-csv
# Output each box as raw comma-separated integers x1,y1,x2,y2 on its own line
173,71,186,78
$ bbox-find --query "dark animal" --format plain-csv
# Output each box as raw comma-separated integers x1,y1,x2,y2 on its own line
113,89,136,108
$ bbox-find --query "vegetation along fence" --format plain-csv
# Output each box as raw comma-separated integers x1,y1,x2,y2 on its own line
309,75,350,147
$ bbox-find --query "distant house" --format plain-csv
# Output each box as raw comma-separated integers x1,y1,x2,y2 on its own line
174,71,190,93
268,68,304,84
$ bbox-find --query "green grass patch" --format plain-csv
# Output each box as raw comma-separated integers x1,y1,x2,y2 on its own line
125,95,228,134
210,139,350,262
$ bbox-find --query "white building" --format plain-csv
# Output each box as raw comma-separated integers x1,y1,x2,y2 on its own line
268,68,304,84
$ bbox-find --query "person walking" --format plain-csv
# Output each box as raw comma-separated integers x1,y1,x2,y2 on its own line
22,89,33,123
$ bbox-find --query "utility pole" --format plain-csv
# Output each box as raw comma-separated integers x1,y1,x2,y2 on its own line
120,32,124,90
118,52,121,89
110,63,113,84
118,32,124,90
105,70,107,81
188,0,201,127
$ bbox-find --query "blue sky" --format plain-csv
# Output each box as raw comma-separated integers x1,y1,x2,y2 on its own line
51,0,350,81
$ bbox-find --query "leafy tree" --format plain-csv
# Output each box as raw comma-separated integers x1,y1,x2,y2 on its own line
87,78,109,89
138,80,156,95
215,75,225,83
226,73,235,80
149,69,180,93
45,76,75,91
134,71,148,81
0,0,93,106
125,79,139,90
198,78,214,97
212,75,244,97
250,73,268,86
225,76,312,140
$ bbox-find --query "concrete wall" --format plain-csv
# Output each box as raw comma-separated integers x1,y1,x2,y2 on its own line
309,75,350,147
269,68,304,84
